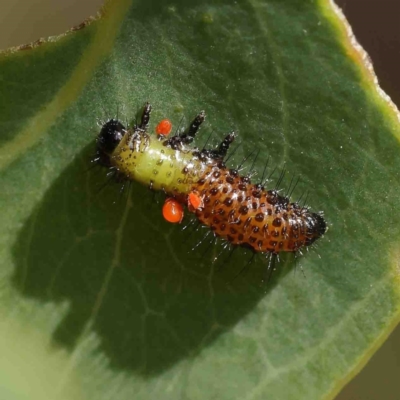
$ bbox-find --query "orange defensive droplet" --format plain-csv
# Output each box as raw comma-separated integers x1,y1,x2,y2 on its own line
162,198,184,223
156,119,173,136
188,192,203,210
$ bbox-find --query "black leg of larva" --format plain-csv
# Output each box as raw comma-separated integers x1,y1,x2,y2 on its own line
139,102,152,129
179,111,206,144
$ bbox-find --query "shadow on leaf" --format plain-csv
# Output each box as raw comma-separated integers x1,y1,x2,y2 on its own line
12,143,294,376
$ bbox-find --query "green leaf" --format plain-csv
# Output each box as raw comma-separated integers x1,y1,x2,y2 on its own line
1,0,400,399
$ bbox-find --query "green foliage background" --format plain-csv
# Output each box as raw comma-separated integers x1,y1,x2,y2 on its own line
1,0,400,399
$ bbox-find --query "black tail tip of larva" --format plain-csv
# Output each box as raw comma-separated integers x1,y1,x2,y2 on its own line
304,212,327,247
314,212,327,237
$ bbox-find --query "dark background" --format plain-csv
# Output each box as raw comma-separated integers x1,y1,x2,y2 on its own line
334,0,400,399
0,0,399,398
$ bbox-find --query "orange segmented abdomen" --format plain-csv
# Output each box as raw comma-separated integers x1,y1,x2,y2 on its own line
191,165,326,254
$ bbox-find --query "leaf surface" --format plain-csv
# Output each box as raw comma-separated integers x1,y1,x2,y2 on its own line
1,0,400,399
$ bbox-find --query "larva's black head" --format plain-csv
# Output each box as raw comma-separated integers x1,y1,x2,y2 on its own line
96,119,126,166
304,212,327,246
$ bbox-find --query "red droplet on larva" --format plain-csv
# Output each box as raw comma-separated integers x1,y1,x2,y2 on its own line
156,119,172,136
162,198,184,223
188,192,203,209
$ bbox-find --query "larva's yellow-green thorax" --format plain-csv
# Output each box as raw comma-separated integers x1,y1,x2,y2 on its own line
109,130,207,196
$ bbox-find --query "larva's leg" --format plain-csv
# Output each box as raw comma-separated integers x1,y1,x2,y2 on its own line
179,111,206,144
139,102,152,129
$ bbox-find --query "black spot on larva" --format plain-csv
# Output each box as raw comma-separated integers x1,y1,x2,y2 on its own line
281,227,287,236
269,240,278,247
197,178,206,185
224,198,233,207
213,217,220,224
257,240,263,248
218,209,225,215
252,202,258,209
255,213,264,222
227,235,234,242
237,195,244,203
239,205,248,215
293,209,301,217
282,213,289,221
267,209,272,216
213,171,221,178
267,190,278,205
249,237,257,244
210,187,219,195
278,196,289,207
220,223,226,231
222,187,229,194
230,228,237,235
183,166,189,174
204,196,211,204
229,169,238,176
241,176,250,184
252,190,262,199
238,183,246,191
279,241,284,249
273,218,282,227
252,226,259,233
240,243,254,251
226,176,234,184
272,230,279,237
217,161,226,169
238,233,244,241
